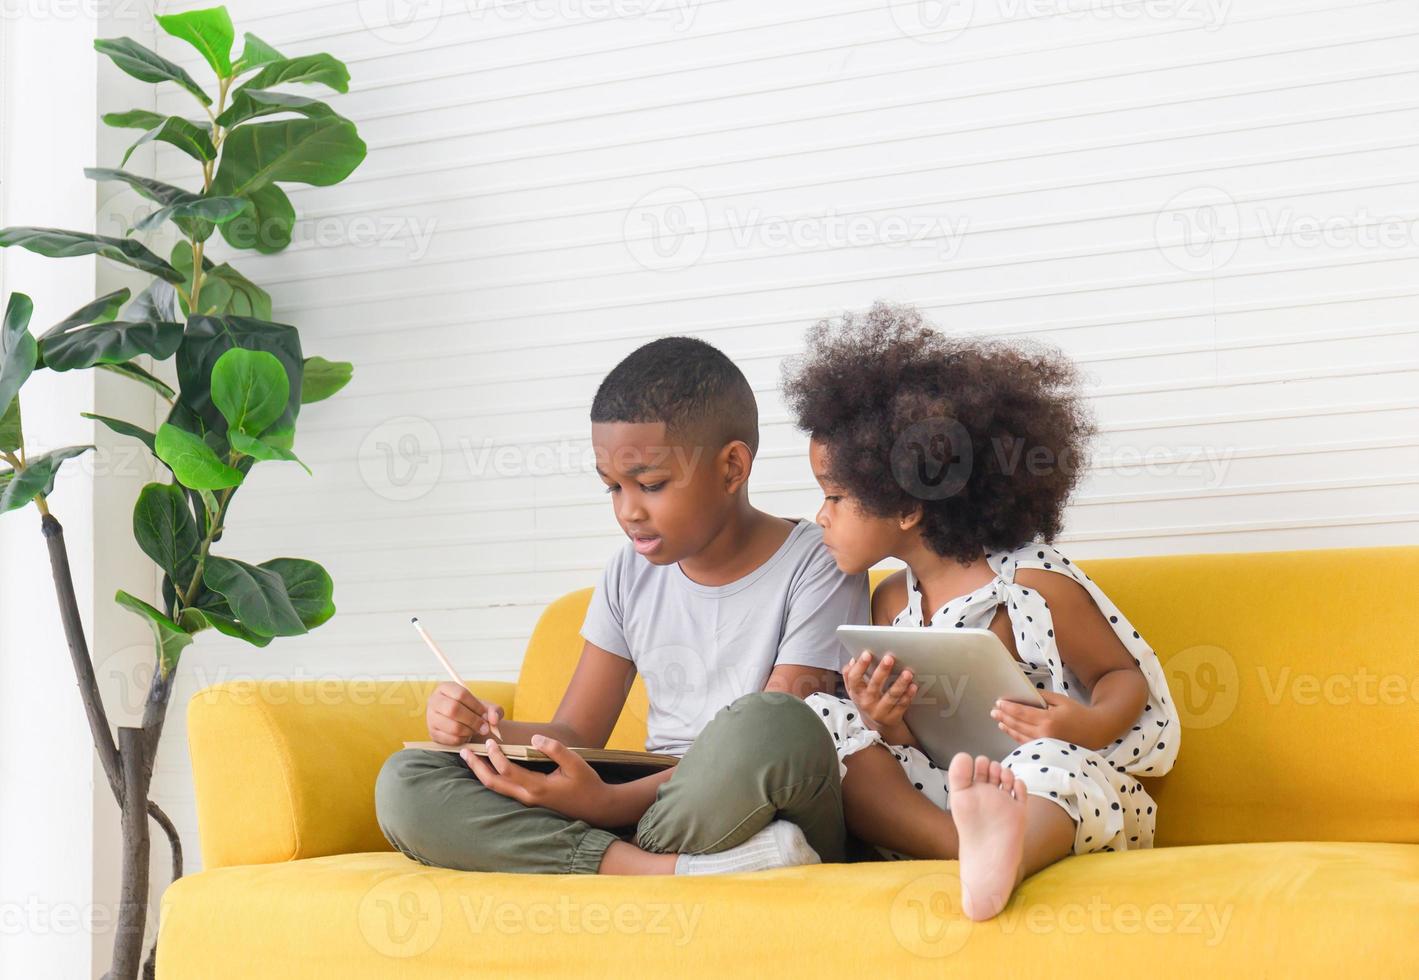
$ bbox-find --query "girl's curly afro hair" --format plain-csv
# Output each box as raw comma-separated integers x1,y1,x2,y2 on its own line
781,302,1096,564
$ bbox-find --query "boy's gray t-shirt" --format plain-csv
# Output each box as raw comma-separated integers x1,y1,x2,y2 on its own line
580,518,870,756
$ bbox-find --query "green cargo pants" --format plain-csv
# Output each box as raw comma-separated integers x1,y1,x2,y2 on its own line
375,691,846,874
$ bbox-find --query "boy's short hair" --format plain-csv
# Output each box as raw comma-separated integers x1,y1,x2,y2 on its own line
781,302,1096,563
591,336,760,455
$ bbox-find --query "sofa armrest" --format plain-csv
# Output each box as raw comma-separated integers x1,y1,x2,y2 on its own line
186,678,517,870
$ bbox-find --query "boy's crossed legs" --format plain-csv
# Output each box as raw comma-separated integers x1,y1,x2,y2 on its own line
375,691,846,875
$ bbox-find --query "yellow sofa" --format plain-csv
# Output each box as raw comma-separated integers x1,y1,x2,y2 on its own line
158,547,1419,977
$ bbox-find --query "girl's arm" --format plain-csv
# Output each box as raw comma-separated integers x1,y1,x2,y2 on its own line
989,569,1150,752
845,571,922,748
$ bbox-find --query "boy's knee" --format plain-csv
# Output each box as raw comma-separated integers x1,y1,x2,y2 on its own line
374,749,452,847
703,691,837,771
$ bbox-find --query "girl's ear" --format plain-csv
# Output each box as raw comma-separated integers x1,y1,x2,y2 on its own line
899,504,925,532
721,440,754,494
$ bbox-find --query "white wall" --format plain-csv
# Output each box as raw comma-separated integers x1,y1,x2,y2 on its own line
1,7,169,979
4,0,1418,968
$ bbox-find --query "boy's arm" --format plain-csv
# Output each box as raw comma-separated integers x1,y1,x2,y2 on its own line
764,664,839,698
427,640,633,746
495,640,636,747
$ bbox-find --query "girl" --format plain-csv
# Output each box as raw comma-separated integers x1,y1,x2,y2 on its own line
781,302,1180,921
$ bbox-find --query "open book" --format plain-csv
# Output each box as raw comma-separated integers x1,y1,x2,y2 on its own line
402,740,679,779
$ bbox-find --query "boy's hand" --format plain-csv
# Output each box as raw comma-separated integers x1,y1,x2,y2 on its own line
990,691,1104,748
427,681,505,745
844,651,918,746
461,736,625,827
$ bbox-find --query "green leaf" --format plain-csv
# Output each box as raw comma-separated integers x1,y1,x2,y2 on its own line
83,168,237,239
237,52,349,93
218,182,294,253
203,555,308,636
43,288,130,340
197,488,220,533
204,264,272,318
124,280,180,323
156,6,234,76
83,167,194,207
132,195,246,235
209,116,366,197
215,88,334,128
103,109,168,130
170,245,272,317
40,319,184,372
300,356,352,403
0,227,182,283
115,589,193,673
154,423,243,489
233,32,283,75
0,445,91,513
228,429,310,474
177,315,303,440
212,347,288,436
99,361,175,400
1,292,37,413
133,482,201,583
120,116,216,167
94,37,211,105
258,557,334,629
0,396,21,453
178,603,273,647
81,412,155,452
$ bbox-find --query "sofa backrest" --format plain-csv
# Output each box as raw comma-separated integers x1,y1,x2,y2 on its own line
513,545,1419,848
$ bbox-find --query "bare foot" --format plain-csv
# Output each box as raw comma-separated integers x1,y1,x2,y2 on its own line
947,752,1028,921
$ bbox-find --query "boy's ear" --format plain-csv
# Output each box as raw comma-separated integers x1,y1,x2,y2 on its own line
720,440,754,494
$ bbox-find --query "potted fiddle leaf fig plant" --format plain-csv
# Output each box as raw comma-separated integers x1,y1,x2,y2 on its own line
0,7,363,978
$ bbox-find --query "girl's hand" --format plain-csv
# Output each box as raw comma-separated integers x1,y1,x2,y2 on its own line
990,691,1105,748
844,651,919,746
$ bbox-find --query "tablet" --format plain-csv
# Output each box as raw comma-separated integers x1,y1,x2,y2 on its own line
835,625,1047,765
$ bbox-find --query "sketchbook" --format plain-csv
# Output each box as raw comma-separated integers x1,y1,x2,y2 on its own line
402,740,679,777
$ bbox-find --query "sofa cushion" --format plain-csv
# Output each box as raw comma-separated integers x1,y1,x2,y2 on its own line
511,546,1419,847
158,841,1419,977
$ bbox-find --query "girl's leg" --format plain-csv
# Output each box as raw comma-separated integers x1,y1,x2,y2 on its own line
947,752,1075,921
841,743,961,859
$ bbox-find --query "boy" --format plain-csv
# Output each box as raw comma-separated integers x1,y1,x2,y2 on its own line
375,336,870,875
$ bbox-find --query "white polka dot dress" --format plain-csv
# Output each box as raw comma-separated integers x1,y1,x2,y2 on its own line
807,540,1180,860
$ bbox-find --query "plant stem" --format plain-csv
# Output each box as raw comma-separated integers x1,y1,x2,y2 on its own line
141,800,183,980
177,483,235,608
190,76,234,316
41,513,125,802
111,727,152,980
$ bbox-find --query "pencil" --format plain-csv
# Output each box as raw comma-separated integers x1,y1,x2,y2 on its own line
410,617,503,740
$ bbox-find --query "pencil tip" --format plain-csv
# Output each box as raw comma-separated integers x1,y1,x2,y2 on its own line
410,616,418,623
